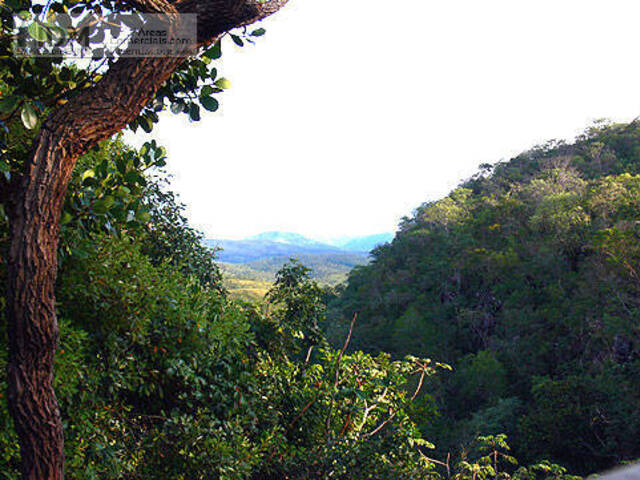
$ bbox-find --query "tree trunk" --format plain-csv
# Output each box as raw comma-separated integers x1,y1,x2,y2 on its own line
3,2,288,477
4,54,184,479
6,131,67,479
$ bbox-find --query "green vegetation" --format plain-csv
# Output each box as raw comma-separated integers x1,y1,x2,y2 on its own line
1,140,432,479
329,121,640,476
0,137,584,479
3,0,632,477
2,6,633,473
0,1,289,476
220,273,273,302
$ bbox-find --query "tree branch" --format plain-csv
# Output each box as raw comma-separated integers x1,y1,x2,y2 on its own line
5,1,290,477
364,359,429,438
325,313,357,437
33,0,289,162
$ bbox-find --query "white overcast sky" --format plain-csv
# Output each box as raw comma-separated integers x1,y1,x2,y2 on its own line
127,0,640,240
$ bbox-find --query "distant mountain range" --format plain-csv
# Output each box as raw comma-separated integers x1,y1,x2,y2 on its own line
246,231,328,248
206,231,393,264
327,233,395,252
206,231,393,299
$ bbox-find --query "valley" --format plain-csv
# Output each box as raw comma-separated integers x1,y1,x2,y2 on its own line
207,231,392,300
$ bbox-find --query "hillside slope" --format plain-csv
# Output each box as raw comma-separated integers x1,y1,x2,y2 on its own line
329,121,640,475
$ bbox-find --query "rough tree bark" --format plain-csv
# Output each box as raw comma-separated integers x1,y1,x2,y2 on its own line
4,1,288,478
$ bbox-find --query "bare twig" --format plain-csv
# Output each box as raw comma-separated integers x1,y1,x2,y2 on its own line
304,345,314,364
325,313,357,437
339,413,351,437
365,408,396,438
410,365,427,402
365,359,429,438
356,387,387,437
416,449,451,479
287,397,316,431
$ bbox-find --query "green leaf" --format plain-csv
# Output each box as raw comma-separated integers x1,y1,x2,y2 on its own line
102,195,115,209
125,171,146,186
140,116,153,133
81,169,95,181
0,160,10,180
21,103,38,129
136,210,151,223
28,21,49,42
214,78,232,90
170,101,184,114
251,28,266,37
200,95,219,112
189,103,200,121
60,211,72,225
93,196,114,214
231,34,244,47
203,41,222,60
0,95,20,114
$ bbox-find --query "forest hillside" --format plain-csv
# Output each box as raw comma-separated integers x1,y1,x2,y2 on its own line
328,121,640,476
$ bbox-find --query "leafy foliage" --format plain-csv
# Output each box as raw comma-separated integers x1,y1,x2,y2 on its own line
0,0,262,166
329,121,640,475
0,139,508,480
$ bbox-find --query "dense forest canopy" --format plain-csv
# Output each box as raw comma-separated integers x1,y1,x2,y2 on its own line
328,120,640,476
